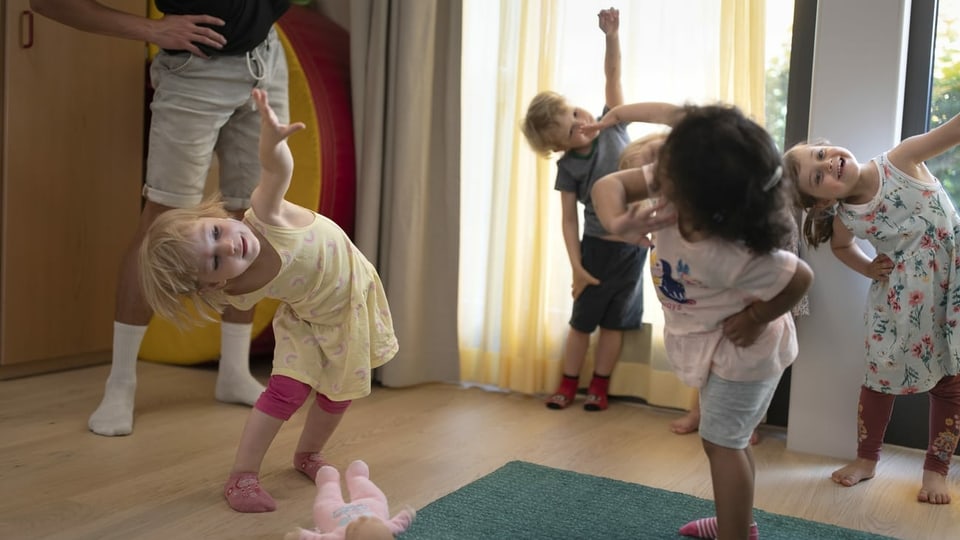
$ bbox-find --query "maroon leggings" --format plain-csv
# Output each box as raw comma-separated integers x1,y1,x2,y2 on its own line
857,375,960,475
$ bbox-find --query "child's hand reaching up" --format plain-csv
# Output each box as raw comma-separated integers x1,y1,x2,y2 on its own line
252,88,306,174
598,8,619,35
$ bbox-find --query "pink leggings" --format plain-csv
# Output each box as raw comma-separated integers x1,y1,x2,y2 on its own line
857,375,960,475
254,375,352,420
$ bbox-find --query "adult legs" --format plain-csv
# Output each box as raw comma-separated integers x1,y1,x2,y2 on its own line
88,201,170,436
213,208,264,407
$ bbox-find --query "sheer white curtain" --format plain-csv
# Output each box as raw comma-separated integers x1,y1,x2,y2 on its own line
460,0,764,404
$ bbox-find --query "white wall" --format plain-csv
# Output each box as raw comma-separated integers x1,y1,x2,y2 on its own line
787,0,911,458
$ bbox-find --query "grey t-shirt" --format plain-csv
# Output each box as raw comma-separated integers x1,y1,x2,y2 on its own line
554,108,630,238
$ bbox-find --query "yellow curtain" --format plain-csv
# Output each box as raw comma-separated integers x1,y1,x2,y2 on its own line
460,0,768,404
720,0,767,121
459,0,566,394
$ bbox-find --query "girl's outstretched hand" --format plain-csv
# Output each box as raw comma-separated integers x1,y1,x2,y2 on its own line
610,200,676,247
252,88,306,143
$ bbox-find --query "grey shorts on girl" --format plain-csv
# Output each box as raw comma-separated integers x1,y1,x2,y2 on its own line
698,372,780,449
144,27,289,211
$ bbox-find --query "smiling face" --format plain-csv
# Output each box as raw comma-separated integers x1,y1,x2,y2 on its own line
187,217,260,285
788,144,861,205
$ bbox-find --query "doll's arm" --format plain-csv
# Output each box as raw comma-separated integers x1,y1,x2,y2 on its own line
386,508,416,535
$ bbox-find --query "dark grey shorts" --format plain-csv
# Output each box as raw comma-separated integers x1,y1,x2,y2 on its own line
569,235,647,333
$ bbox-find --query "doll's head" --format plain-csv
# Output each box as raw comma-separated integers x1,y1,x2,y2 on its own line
345,516,394,540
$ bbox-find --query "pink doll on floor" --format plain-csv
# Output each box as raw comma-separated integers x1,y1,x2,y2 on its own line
286,460,415,540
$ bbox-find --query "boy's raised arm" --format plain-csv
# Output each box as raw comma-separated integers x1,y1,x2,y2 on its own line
599,8,623,109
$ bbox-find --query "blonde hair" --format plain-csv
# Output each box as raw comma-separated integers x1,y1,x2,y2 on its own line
521,91,568,157
618,131,669,170
138,197,231,325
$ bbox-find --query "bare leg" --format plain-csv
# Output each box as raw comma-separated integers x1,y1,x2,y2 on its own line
592,328,622,376
295,403,345,454
232,408,285,474
702,439,755,540
89,201,171,436
561,327,590,377
671,393,701,435
293,402,345,480
224,407,284,512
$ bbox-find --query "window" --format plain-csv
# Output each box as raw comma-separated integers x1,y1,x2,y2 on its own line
928,0,960,201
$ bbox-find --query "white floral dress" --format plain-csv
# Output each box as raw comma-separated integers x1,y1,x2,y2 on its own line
837,153,960,394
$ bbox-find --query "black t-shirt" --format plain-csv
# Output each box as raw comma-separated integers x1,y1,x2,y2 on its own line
156,0,290,55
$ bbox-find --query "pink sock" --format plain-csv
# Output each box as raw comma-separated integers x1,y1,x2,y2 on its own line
679,517,758,539
294,451,331,481
223,472,276,513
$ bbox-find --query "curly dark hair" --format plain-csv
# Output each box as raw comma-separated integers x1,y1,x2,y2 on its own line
655,104,795,254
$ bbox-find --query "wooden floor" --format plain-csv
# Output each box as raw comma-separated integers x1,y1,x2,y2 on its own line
0,360,957,540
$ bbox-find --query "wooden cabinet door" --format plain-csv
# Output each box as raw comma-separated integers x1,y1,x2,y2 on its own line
1,0,144,370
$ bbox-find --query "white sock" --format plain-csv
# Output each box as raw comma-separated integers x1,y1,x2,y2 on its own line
215,322,264,405
88,322,146,436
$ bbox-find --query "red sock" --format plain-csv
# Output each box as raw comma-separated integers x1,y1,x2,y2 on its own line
546,374,579,409
294,451,331,481
223,472,276,513
584,373,610,411
559,374,578,393
679,517,758,539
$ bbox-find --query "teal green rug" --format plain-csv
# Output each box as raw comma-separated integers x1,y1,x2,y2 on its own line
400,461,894,540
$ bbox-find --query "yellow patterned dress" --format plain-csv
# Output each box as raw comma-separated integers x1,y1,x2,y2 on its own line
226,209,398,400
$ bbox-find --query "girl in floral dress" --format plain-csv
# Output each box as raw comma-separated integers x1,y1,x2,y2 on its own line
785,116,960,505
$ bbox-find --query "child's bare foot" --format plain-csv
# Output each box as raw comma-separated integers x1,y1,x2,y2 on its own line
831,458,876,486
917,470,952,504
749,429,760,445
670,411,700,434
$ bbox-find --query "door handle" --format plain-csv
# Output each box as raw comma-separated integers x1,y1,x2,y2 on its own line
20,10,34,49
